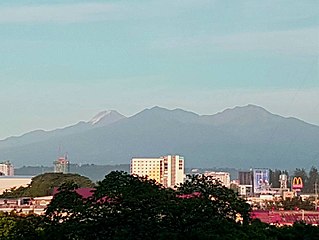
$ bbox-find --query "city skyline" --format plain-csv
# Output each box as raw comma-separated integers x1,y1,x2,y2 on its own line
0,0,318,139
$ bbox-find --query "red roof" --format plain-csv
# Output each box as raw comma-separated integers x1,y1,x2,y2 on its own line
177,192,201,199
251,210,319,225
52,187,95,199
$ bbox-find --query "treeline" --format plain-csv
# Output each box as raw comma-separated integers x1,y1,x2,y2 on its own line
269,167,319,193
1,172,319,239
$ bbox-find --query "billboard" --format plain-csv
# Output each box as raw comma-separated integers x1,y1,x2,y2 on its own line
292,177,303,190
253,168,270,194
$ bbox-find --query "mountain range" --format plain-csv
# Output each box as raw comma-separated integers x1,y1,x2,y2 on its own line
1,105,318,170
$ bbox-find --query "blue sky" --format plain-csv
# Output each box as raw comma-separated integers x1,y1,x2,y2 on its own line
0,0,318,139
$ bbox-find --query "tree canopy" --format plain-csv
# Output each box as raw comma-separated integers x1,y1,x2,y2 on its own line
42,171,251,239
294,167,319,193
1,171,319,239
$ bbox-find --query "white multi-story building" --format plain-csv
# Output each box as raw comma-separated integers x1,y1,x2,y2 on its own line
131,155,185,188
203,171,231,188
0,161,14,176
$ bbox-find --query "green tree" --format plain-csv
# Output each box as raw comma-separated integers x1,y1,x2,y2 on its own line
42,171,319,240
0,212,44,240
3,171,319,239
0,213,16,239
244,219,278,240
276,222,319,240
306,166,319,194
44,182,90,240
177,174,251,224
91,171,175,240
280,196,314,210
44,171,252,239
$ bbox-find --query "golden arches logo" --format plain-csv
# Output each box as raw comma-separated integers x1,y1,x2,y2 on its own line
292,177,303,189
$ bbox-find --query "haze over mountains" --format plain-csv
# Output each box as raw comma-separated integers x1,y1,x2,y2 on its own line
1,105,318,170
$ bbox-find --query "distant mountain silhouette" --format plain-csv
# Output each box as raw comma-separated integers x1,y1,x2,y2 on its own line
0,105,318,170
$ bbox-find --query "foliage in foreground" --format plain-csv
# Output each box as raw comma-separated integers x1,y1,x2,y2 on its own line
1,171,319,239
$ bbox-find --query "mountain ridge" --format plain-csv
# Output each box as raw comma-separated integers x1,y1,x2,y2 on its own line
0,105,318,169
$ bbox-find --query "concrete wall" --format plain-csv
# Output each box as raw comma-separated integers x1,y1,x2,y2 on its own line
0,177,32,194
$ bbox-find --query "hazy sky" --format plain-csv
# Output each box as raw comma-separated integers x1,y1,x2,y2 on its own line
0,0,318,139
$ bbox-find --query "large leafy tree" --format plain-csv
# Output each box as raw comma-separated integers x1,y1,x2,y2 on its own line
176,174,251,225
279,196,314,210
43,171,252,239
44,182,90,240
89,171,175,239
2,171,319,239
293,167,319,194
0,212,44,240
306,166,319,194
162,191,248,238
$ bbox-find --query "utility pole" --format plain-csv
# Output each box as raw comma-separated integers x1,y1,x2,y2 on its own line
315,182,318,211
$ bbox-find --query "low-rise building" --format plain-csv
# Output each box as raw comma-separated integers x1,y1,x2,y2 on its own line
0,176,33,195
238,185,253,196
203,171,231,188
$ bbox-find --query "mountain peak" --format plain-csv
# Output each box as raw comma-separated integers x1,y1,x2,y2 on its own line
149,106,170,112
203,104,277,126
147,106,199,115
221,104,272,115
234,104,270,113
131,106,200,124
89,110,126,126
90,111,110,125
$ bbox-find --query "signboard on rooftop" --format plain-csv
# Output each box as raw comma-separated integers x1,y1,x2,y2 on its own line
252,168,270,194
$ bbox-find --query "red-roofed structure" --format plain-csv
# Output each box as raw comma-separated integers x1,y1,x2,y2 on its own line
53,187,94,199
251,210,319,225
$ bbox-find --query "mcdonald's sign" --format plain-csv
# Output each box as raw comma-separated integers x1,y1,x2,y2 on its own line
292,177,303,189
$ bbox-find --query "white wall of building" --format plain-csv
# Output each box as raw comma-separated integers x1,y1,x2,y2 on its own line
0,176,32,194
173,155,184,187
131,155,185,188
204,171,231,188
131,158,162,183
0,161,14,176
